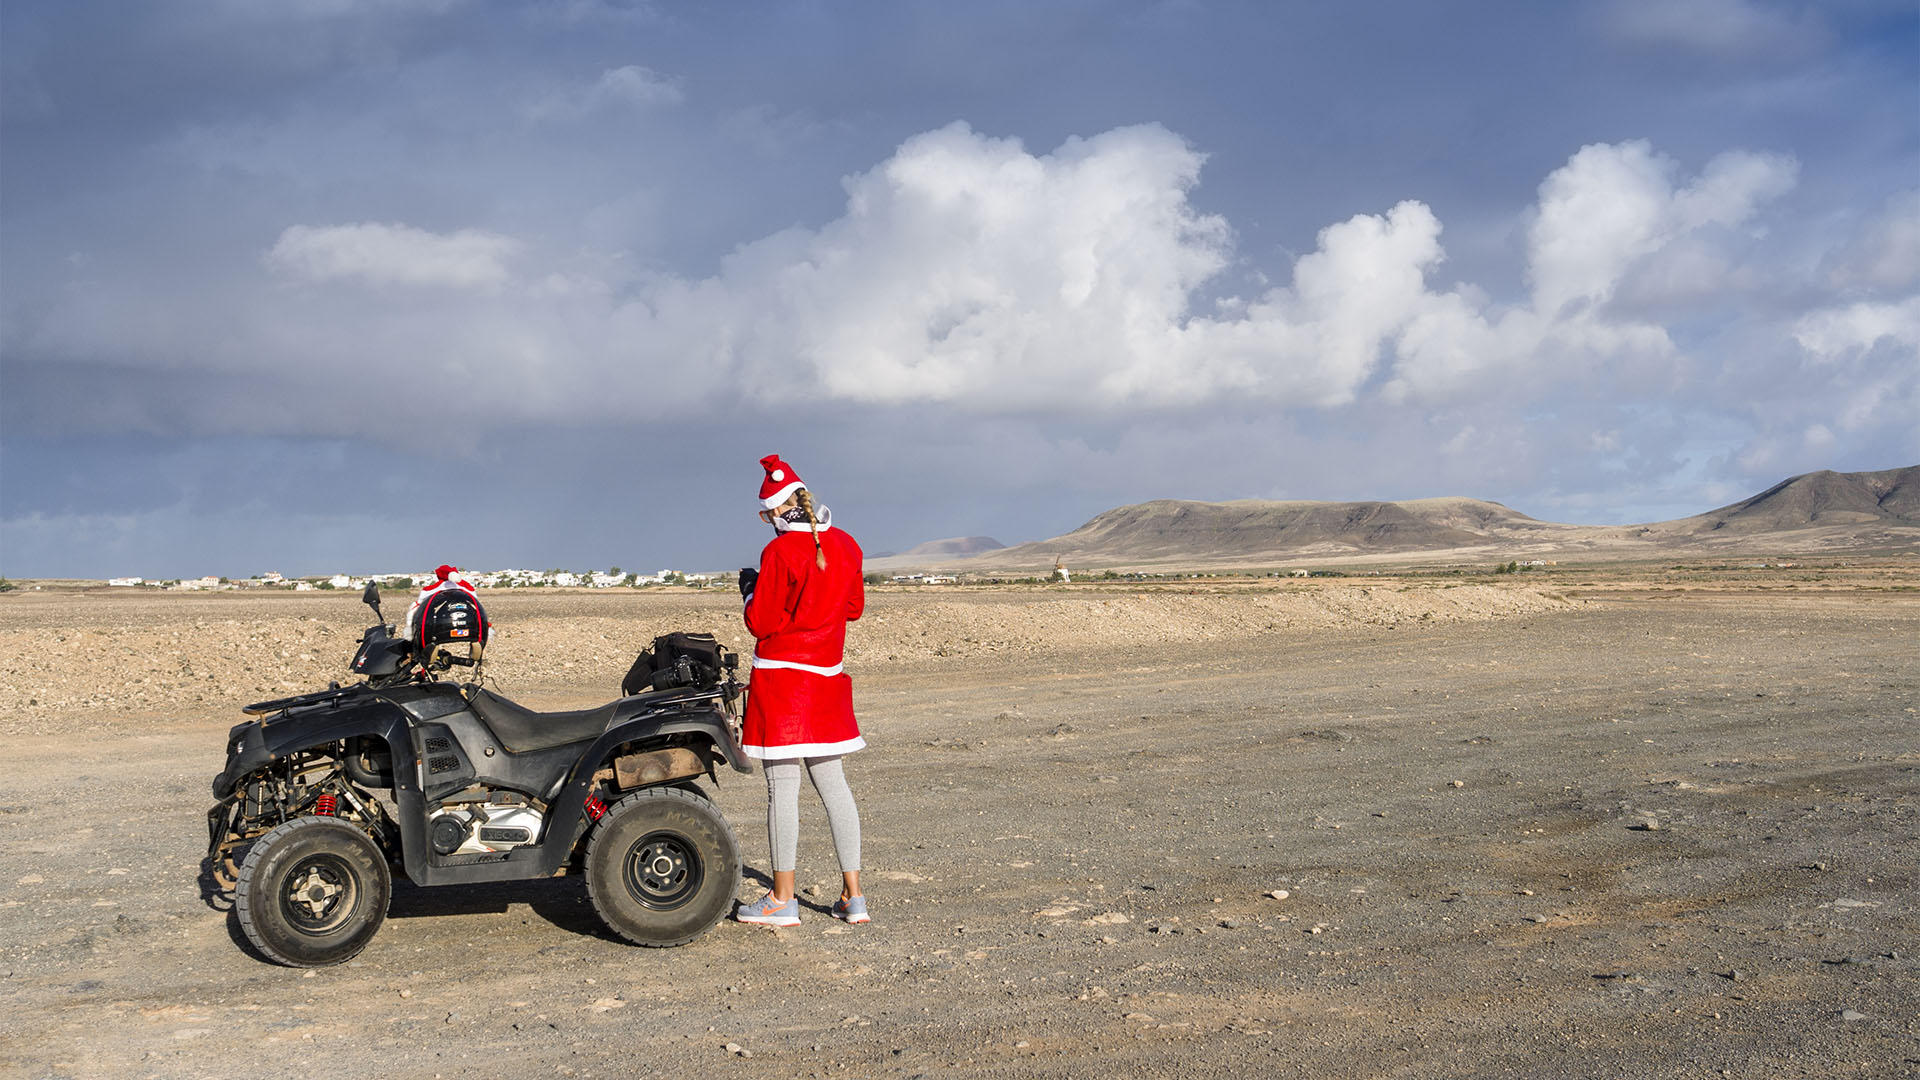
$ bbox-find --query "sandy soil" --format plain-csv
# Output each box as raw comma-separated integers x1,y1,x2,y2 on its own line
0,582,1581,734
1,574,1916,1079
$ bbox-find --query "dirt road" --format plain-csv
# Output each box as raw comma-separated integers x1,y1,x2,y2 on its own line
2,580,1916,1078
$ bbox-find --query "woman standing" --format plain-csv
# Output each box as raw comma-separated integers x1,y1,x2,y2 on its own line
734,454,870,926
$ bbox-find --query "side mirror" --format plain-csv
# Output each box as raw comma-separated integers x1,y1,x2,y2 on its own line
361,582,382,619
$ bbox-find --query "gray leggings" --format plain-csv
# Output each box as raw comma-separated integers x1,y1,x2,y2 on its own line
764,755,861,874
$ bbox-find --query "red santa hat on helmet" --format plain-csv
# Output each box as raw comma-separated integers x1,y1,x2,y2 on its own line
427,564,477,596
758,454,807,509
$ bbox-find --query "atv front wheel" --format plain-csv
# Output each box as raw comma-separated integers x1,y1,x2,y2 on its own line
235,816,391,967
586,786,740,947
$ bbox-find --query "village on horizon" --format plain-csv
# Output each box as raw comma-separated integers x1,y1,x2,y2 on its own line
101,568,725,592
89,567,986,591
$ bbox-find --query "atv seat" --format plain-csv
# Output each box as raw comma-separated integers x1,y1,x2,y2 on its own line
466,688,619,754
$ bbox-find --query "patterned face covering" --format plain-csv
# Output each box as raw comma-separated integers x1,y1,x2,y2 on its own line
770,503,831,533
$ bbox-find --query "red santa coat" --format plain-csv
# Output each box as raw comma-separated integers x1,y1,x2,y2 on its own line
741,521,866,759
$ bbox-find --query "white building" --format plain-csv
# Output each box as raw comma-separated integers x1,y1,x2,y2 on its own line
108,577,143,587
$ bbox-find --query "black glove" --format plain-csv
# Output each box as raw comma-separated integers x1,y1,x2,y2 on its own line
738,568,758,598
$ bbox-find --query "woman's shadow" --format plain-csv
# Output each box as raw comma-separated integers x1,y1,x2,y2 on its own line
738,864,835,916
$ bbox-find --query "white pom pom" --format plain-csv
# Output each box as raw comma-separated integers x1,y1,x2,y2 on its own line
772,470,785,481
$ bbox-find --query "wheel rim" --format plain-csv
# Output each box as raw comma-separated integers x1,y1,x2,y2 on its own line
623,830,703,910
280,853,359,934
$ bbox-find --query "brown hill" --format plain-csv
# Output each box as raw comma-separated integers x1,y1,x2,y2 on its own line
875,497,1539,570
878,465,1920,572
1392,497,1563,538
1674,466,1920,533
999,499,1496,562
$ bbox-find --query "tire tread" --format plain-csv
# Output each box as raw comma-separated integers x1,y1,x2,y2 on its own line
585,786,740,948
234,815,390,967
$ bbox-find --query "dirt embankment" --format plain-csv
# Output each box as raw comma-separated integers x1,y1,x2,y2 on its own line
0,584,1577,734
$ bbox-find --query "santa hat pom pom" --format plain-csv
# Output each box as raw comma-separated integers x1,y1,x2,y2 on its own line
758,454,807,509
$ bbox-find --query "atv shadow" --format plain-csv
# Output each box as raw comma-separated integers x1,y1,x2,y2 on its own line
213,876,615,965
199,860,235,913
386,876,607,938
222,909,274,964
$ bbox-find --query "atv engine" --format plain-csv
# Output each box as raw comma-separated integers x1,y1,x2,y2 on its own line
428,797,546,856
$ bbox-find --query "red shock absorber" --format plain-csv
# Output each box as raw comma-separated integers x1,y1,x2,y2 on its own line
314,793,338,816
583,794,608,822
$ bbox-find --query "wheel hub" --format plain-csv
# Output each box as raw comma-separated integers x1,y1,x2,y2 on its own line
624,831,703,910
281,856,355,931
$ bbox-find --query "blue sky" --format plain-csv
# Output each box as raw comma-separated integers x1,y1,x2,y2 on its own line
2,0,1915,578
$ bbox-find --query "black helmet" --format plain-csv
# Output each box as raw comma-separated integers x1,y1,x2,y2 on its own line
415,587,488,666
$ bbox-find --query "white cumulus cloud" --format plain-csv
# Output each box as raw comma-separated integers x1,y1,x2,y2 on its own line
266,222,516,289
1527,140,1795,317
21,122,1911,483
1793,296,1920,362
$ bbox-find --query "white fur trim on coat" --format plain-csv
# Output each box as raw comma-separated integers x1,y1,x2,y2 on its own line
744,735,868,759
751,655,844,676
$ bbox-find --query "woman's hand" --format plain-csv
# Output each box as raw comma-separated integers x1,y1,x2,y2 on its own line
739,568,758,598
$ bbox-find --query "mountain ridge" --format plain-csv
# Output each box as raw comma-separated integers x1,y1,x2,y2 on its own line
868,465,1920,572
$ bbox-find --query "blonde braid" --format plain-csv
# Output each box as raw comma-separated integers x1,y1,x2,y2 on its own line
796,489,827,570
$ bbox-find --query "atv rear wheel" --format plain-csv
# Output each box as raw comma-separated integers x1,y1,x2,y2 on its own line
235,816,391,967
586,786,740,947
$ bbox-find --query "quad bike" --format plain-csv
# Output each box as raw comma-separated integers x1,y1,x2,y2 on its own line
206,582,750,967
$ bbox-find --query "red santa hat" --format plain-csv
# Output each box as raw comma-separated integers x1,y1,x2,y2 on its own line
758,454,807,509
426,564,477,595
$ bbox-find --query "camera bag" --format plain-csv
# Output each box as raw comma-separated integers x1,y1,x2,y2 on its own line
622,631,729,695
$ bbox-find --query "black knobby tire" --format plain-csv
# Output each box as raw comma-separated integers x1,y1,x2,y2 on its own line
235,816,392,967
586,786,741,947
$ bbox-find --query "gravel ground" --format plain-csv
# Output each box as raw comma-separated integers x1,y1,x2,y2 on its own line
0,582,1578,734
0,578,1916,1079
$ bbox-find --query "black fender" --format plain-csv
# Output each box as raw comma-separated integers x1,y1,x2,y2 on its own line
211,692,414,800
604,695,751,775
522,703,747,875
209,691,429,881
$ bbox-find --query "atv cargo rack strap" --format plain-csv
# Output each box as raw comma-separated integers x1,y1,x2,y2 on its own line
243,685,362,716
